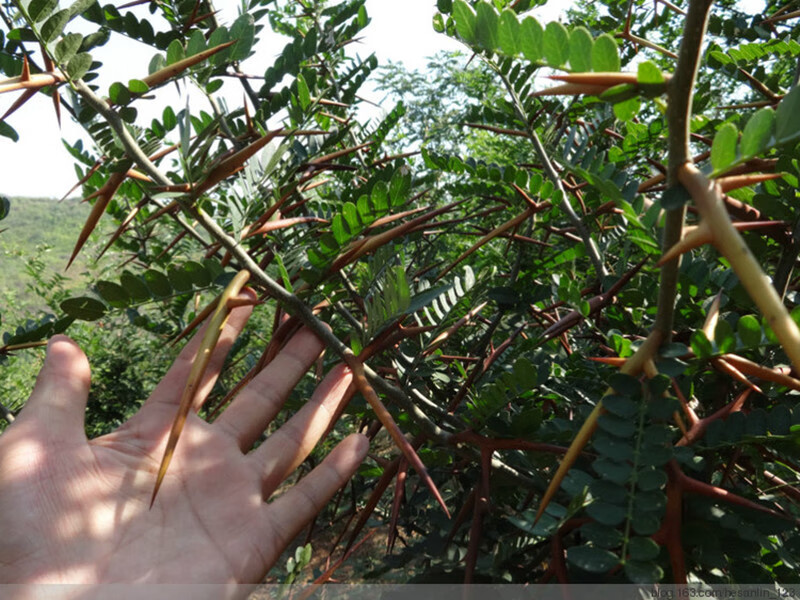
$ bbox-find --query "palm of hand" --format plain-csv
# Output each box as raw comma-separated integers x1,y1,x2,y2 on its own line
0,301,366,584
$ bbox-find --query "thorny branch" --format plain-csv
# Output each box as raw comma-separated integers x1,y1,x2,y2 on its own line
654,0,714,338
74,78,542,492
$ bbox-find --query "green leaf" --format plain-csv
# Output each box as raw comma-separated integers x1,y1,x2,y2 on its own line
498,9,519,55
638,444,673,467
637,468,667,491
474,2,499,51
60,296,107,321
592,458,632,485
143,269,172,297
342,201,360,232
432,12,445,33
162,106,177,130
711,122,739,172
96,281,130,308
598,414,636,438
229,14,255,61
690,330,713,358
167,265,193,292
624,560,664,583
637,60,664,84
67,0,96,18
166,39,185,66
768,405,791,435
567,546,619,573
740,107,775,158
776,85,800,145
589,479,628,504
603,394,638,418
592,34,620,72
128,79,149,94
452,0,477,43
609,373,640,396
109,81,130,105
0,121,17,142
296,72,311,109
119,107,137,123
542,21,569,67
120,271,150,302
183,261,210,286
714,319,735,353
586,500,627,526
186,30,206,57
612,96,640,121
631,512,661,535
41,9,70,43
580,522,623,549
66,52,92,79
28,0,59,23
519,16,543,62
332,214,350,245
0,196,9,221
55,32,83,63
737,314,761,348
569,27,593,72
594,434,634,462
628,536,660,561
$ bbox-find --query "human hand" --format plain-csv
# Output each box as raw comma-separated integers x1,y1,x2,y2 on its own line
0,293,367,585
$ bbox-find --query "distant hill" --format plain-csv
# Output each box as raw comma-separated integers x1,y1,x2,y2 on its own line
0,197,96,319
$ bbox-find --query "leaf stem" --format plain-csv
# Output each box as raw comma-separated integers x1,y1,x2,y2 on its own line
496,71,609,281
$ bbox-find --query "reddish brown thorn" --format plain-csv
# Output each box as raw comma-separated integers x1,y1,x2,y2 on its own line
712,357,763,394
717,172,781,192
658,222,712,266
387,458,408,554
20,54,30,82
244,216,327,238
346,355,449,518
0,88,36,121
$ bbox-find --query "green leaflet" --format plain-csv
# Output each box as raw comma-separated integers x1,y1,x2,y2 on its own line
449,1,620,74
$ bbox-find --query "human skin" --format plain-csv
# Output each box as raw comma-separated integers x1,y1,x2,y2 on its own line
0,291,367,586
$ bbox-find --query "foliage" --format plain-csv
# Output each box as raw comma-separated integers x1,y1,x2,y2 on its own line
2,0,800,587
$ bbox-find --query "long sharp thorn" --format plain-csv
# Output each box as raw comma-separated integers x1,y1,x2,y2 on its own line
150,271,250,507
52,89,61,127
67,171,126,269
548,72,640,85
657,221,712,266
345,354,450,518
20,55,30,82
535,331,663,522
0,88,36,121
712,357,762,394
0,72,64,94
717,173,783,192
532,82,612,97
141,41,235,88
702,291,723,338
195,129,283,196
724,354,800,392
437,207,533,281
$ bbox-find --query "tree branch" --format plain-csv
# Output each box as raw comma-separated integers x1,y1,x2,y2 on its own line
654,0,714,338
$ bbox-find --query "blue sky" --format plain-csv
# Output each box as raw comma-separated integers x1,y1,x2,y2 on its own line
0,0,481,198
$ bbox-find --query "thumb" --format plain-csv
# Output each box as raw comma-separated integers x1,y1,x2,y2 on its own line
19,335,91,439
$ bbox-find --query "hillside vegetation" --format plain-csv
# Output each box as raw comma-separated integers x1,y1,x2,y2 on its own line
0,197,98,319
